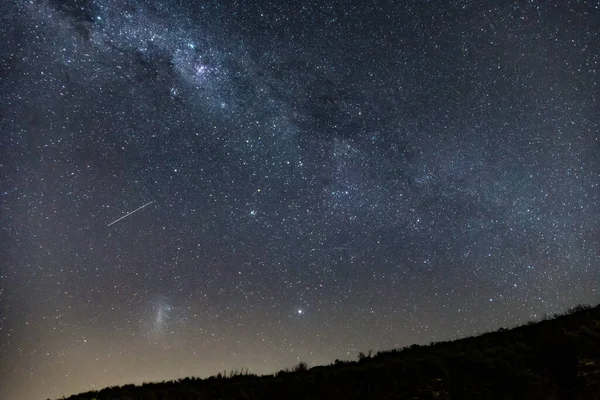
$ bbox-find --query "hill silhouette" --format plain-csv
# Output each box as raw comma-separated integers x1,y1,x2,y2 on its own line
55,304,600,400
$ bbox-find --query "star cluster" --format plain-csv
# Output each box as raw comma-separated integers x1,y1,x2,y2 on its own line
1,1,599,399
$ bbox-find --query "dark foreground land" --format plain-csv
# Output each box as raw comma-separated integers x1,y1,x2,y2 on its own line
57,304,600,400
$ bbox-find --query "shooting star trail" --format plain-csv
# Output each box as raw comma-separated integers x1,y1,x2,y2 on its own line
107,201,155,227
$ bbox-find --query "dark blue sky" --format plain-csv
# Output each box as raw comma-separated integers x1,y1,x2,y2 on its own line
1,1,599,398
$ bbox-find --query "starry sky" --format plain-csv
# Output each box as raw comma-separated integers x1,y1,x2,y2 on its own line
1,0,599,398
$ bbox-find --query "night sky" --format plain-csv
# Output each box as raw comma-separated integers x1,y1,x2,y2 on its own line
1,0,599,399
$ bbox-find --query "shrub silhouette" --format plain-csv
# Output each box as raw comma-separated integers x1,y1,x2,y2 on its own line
293,361,308,372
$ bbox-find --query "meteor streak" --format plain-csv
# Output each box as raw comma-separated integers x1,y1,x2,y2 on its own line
107,201,155,227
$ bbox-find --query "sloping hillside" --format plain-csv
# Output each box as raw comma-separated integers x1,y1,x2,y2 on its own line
57,304,600,400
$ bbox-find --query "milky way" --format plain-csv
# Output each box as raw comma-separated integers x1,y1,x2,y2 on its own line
1,1,599,399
